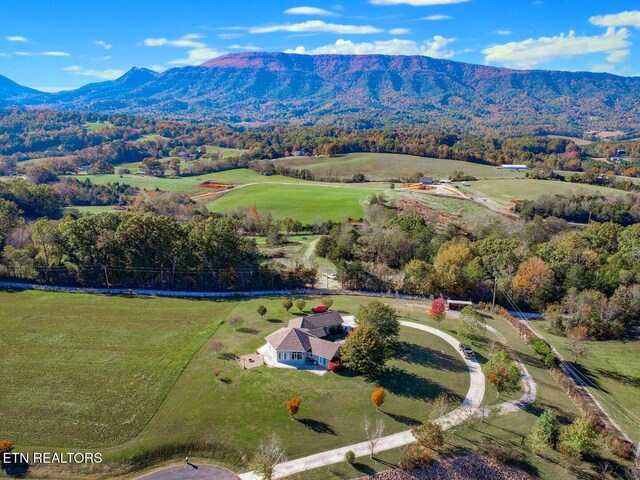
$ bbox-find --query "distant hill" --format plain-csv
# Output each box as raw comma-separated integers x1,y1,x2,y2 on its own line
2,52,640,134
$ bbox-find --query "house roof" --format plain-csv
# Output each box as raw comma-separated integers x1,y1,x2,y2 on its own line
287,311,343,332
266,326,340,360
266,327,312,353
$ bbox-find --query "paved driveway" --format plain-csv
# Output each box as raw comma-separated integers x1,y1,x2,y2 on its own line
137,464,240,480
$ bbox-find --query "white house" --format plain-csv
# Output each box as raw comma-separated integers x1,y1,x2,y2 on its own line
261,312,344,369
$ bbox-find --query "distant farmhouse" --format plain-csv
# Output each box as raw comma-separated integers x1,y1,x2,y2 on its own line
610,149,628,162
419,176,434,186
261,312,345,369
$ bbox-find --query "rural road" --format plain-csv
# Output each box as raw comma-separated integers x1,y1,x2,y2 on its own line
239,320,486,480
136,464,240,480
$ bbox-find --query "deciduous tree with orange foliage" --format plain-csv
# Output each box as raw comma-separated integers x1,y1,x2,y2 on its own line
512,257,556,309
430,297,446,324
371,385,386,411
287,397,301,419
484,350,521,397
0,439,13,455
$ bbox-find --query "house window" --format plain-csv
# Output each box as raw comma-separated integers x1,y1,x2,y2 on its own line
291,352,304,360
318,357,326,366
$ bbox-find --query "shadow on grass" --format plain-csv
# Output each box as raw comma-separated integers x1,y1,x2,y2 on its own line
370,366,460,401
382,411,421,426
266,318,283,323
297,418,336,435
352,462,376,476
392,341,467,373
596,367,640,388
237,327,259,334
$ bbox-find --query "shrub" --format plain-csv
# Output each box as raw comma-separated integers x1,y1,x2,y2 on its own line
257,305,267,318
526,410,560,453
287,397,301,419
0,440,13,455
344,450,356,464
321,298,333,309
328,359,342,372
399,445,430,470
411,419,444,452
282,299,293,312
295,299,306,312
558,415,599,460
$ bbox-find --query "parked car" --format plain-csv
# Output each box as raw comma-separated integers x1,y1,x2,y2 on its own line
459,343,475,359
311,305,328,313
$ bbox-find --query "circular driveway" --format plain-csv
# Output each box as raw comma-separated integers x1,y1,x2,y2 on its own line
137,464,240,480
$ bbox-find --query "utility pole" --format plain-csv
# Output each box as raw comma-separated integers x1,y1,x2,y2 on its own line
491,277,497,310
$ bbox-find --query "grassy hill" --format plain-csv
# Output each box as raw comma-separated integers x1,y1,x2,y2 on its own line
272,153,522,182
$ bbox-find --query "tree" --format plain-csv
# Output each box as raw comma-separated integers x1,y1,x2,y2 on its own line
228,314,244,331
402,259,435,296
371,386,386,411
0,439,13,455
411,419,444,453
526,410,560,453
484,350,521,396
430,393,454,419
257,304,267,319
295,299,306,313
282,299,293,312
563,327,590,364
341,323,389,375
321,298,333,309
250,433,288,480
32,217,55,281
140,157,165,177
433,238,477,294
0,199,23,246
558,416,599,460
430,297,446,324
287,397,300,419
167,158,181,177
344,451,355,464
456,306,486,340
356,300,399,340
512,257,556,310
362,416,385,458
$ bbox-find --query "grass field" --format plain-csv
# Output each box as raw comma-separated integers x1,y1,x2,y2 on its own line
546,134,594,145
535,322,640,443
272,153,525,181
0,292,469,464
84,121,114,132
205,145,248,158
207,183,386,222
461,178,631,206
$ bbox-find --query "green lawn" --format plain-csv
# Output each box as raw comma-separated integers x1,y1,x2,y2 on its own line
0,292,469,465
84,121,114,132
207,183,386,222
461,178,631,206
64,205,119,214
535,323,640,443
272,153,524,181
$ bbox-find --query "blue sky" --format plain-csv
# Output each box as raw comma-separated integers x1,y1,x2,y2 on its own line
1,0,639,91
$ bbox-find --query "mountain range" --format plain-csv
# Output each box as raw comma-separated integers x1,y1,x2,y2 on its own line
2,52,640,134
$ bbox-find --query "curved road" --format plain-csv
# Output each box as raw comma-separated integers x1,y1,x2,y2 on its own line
137,464,239,480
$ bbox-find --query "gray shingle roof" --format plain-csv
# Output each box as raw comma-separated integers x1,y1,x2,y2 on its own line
265,326,340,360
287,311,343,332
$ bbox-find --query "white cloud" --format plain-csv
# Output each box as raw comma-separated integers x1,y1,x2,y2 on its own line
6,36,29,43
419,15,452,20
286,36,455,58
590,63,615,73
34,86,74,92
284,6,337,16
92,55,112,61
228,44,262,51
218,33,244,39
143,34,206,48
146,65,167,72
168,47,226,65
493,30,512,35
590,10,640,29
250,20,383,34
483,27,631,69
388,28,410,35
370,0,468,5
15,51,70,56
94,40,112,50
62,65,125,80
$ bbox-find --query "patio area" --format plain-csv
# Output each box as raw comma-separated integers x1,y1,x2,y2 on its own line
238,353,264,370
256,344,329,376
